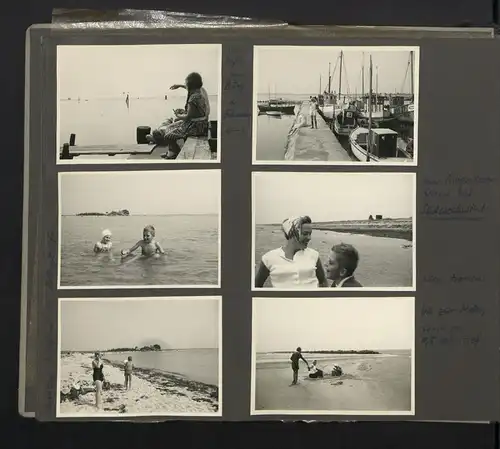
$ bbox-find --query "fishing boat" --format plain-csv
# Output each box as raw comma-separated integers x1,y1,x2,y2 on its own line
349,127,412,162
349,55,412,163
333,104,359,137
257,99,296,115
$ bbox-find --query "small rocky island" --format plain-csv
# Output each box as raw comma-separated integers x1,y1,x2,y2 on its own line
76,209,130,216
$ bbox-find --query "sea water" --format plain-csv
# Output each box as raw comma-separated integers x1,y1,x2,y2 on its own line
59,95,218,146
105,348,219,386
60,214,219,287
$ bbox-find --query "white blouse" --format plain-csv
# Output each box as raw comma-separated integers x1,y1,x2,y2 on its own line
261,247,320,289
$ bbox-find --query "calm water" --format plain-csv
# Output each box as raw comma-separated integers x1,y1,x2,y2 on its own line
255,93,309,161
60,215,219,287
59,96,218,146
105,349,218,386
255,225,413,288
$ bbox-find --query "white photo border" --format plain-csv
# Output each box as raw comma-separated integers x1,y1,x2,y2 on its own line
56,44,223,165
56,296,223,418
252,45,420,167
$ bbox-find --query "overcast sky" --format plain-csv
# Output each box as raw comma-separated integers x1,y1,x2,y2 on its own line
60,298,219,351
255,46,416,95
58,45,221,99
254,297,414,352
253,172,414,223
60,170,220,216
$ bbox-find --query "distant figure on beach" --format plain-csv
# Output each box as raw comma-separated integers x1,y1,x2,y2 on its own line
121,225,165,258
290,347,310,386
255,216,328,289
326,243,363,288
309,96,318,129
308,360,324,379
93,229,113,253
125,94,129,108
92,352,104,409
147,72,209,159
123,356,134,390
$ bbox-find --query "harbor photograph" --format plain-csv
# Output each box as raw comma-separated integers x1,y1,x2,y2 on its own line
252,46,419,165
251,297,415,415
57,297,222,417
58,170,221,289
57,44,221,163
252,172,415,290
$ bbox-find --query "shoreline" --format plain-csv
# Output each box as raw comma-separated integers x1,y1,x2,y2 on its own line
59,352,219,415
260,219,413,242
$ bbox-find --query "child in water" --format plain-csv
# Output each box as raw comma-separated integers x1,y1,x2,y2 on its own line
121,225,165,258
94,229,113,253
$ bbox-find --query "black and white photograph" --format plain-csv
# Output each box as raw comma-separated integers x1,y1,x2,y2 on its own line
253,46,419,165
251,297,415,415
57,44,221,163
253,172,415,290
57,297,222,417
58,170,221,289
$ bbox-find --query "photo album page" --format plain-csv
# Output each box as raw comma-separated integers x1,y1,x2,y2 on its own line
20,25,500,422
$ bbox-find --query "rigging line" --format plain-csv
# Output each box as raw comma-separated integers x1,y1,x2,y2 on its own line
400,60,410,94
342,59,351,96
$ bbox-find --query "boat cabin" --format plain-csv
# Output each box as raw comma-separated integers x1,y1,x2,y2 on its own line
337,106,358,127
369,128,400,158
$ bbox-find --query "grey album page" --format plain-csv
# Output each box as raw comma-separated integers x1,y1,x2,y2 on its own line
26,26,500,421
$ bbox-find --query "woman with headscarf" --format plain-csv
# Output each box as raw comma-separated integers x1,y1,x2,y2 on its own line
255,215,328,289
148,72,209,159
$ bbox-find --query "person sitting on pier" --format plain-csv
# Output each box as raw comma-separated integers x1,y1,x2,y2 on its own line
254,215,329,289
148,72,209,159
94,229,113,253
326,243,362,287
309,96,318,129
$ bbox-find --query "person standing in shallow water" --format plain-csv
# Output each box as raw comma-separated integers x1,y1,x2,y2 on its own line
290,347,309,386
255,216,328,289
124,356,134,391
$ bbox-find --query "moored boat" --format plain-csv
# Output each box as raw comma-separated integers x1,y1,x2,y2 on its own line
349,127,412,162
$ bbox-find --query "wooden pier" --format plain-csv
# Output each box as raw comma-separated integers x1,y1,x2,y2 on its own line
284,102,351,162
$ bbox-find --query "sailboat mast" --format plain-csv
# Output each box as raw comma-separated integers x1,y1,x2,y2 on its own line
375,66,379,111
328,62,331,93
361,52,365,103
367,55,373,162
319,74,322,96
410,51,414,98
338,51,343,104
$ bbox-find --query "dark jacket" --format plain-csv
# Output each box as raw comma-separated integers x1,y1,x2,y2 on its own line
331,276,363,288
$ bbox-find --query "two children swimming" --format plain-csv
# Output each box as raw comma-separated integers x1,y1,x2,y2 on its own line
93,225,165,258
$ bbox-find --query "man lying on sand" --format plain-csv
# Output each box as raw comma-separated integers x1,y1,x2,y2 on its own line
290,347,310,386
325,243,363,288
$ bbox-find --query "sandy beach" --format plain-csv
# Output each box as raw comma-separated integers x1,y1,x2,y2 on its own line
59,352,219,415
254,352,412,413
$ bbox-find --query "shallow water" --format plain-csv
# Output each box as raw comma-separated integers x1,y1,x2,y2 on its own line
105,348,219,386
59,96,218,146
60,215,219,287
254,225,413,288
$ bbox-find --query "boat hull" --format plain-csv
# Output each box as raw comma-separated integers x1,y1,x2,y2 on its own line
350,139,379,162
258,104,296,115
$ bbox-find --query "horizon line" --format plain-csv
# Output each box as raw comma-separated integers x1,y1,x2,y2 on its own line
61,347,217,352
62,213,218,216
258,348,411,352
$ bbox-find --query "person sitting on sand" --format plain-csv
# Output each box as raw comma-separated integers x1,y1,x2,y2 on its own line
326,243,363,288
308,360,324,378
94,229,113,253
290,347,310,385
331,363,343,377
255,216,328,289
121,225,165,258
92,352,105,410
124,356,134,391
147,72,209,159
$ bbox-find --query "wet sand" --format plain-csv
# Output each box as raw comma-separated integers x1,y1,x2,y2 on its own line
254,353,412,413
59,352,219,415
